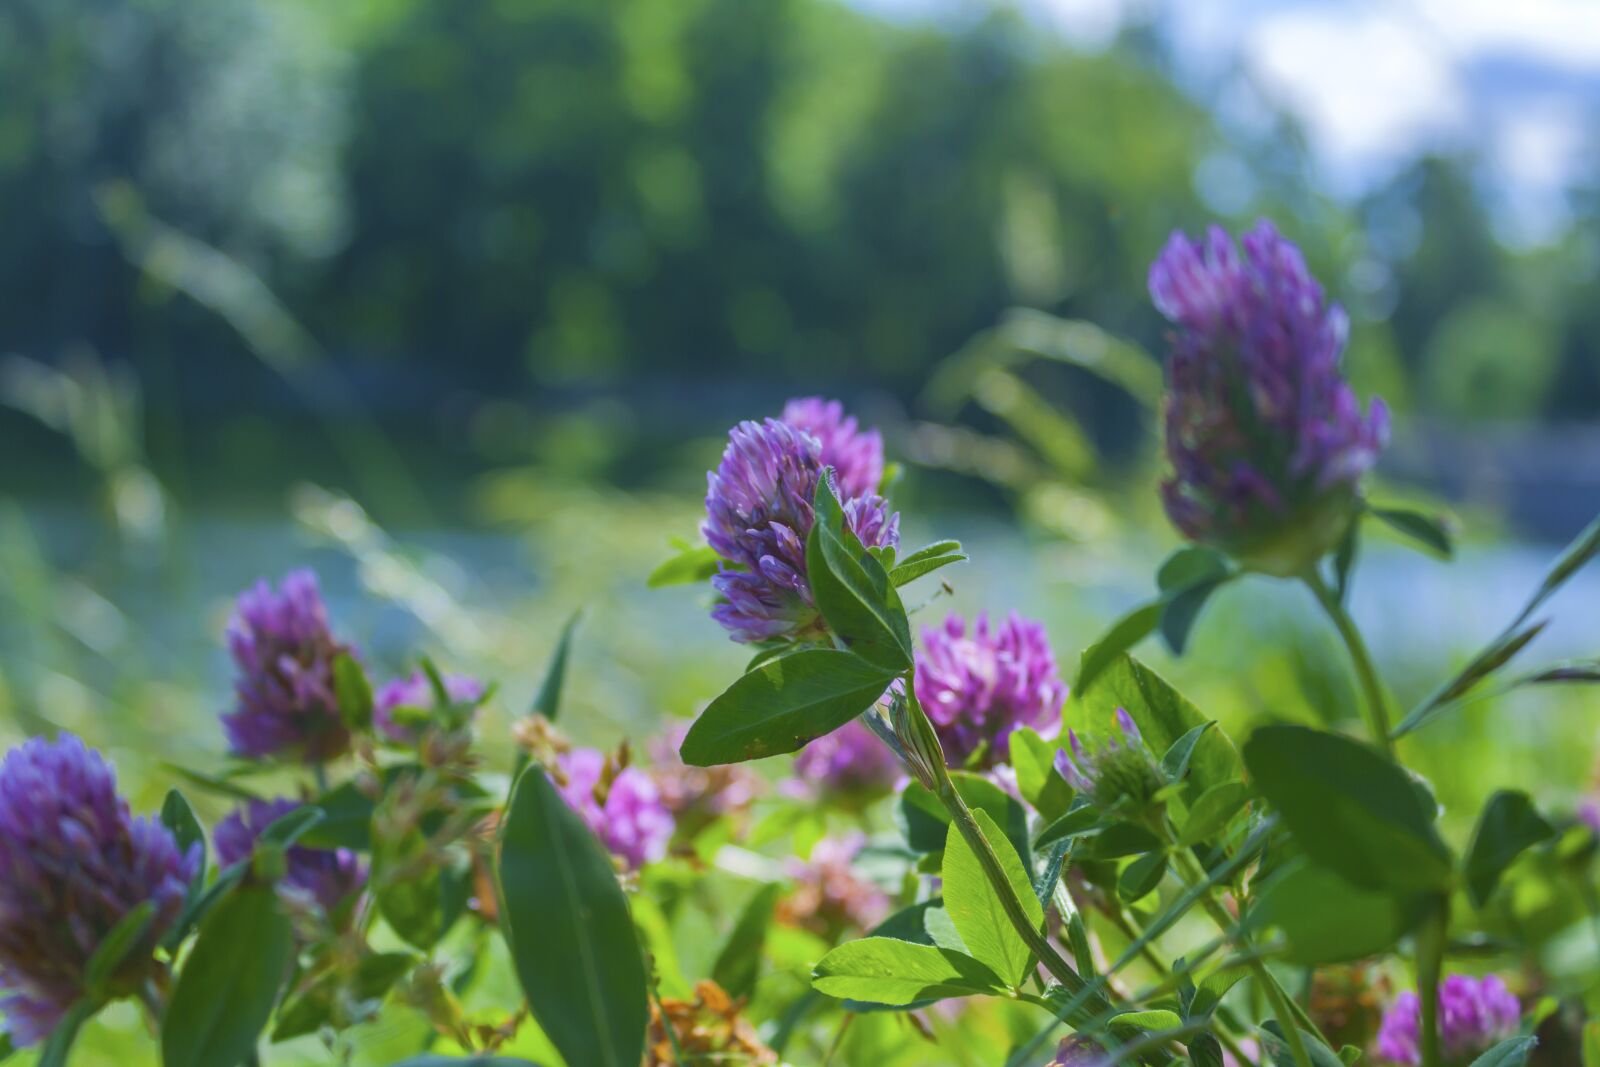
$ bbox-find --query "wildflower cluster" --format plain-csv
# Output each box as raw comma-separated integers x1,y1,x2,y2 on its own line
4,220,1598,1067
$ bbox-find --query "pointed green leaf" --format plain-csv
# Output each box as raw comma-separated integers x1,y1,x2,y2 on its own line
333,652,374,730
680,648,897,766
1117,852,1168,903
1178,782,1251,848
711,883,784,999
256,805,325,850
84,899,155,995
36,1001,95,1067
1109,1009,1183,1031
813,937,1006,1005
890,540,967,586
1074,601,1164,693
807,475,913,669
647,543,721,588
1009,727,1073,821
1161,721,1216,784
498,766,647,1067
162,884,293,1067
531,611,581,721
1464,791,1554,908
1469,1037,1539,1066
159,788,207,907
1370,506,1455,559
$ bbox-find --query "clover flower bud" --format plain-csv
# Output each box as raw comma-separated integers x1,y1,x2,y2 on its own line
0,735,198,1046
1151,220,1389,575
1054,708,1165,812
1375,974,1520,1065
221,569,356,762
703,418,898,644
915,612,1066,770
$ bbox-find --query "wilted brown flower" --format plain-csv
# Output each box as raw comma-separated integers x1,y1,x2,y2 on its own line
646,980,777,1065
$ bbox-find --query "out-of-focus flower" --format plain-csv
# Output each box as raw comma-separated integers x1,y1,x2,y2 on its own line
551,748,674,870
646,980,777,1066
373,671,485,742
776,832,889,941
703,418,898,644
1309,963,1390,1053
1055,708,1164,812
1049,1035,1109,1066
1375,974,1520,1065
791,718,901,798
214,797,366,916
1151,220,1389,575
649,723,762,832
221,569,355,762
780,396,884,499
0,735,197,1046
915,612,1066,769
1579,796,1600,836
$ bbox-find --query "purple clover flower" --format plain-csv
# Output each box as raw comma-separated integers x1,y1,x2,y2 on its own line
1151,220,1389,574
1050,1036,1109,1066
552,749,674,870
780,396,885,499
703,418,898,644
914,612,1066,769
0,735,198,1047
1579,796,1600,836
214,798,366,916
791,718,902,797
1375,975,1520,1065
1055,708,1165,811
373,671,485,743
221,569,354,762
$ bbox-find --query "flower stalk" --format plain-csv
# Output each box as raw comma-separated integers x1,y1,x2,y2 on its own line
1303,568,1395,756
895,676,1092,998
1159,821,1321,1067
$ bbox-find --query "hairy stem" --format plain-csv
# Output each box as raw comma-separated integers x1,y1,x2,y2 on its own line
1303,569,1395,756
939,782,1085,992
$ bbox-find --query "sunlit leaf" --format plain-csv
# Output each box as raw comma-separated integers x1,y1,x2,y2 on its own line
812,937,1006,1005
679,649,897,766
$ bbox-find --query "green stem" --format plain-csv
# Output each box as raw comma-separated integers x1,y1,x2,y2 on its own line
1104,908,1261,1067
1416,900,1449,1067
940,782,1084,992
1303,570,1395,756
1166,837,1319,1067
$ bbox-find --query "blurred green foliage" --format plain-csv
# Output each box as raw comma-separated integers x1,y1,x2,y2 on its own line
3,0,1597,429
